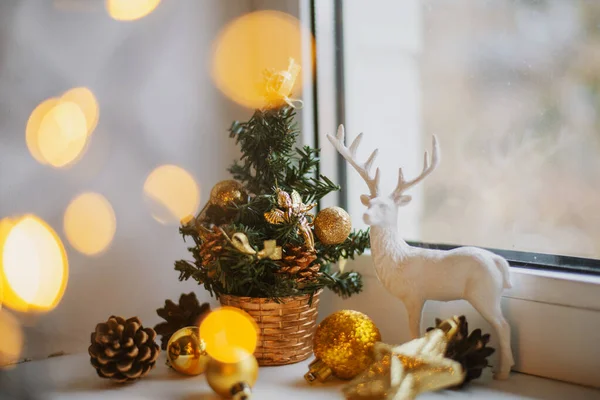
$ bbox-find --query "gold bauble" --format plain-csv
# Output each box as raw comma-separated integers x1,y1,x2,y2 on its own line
210,180,248,208
167,327,210,376
314,207,352,245
206,349,259,398
305,310,381,382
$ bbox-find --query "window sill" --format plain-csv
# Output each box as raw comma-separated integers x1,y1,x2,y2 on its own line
4,353,598,399
319,253,600,388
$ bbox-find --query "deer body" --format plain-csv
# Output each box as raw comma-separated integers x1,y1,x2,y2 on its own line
328,126,514,380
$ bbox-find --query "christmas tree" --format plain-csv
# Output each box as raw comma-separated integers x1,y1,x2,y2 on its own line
175,62,369,300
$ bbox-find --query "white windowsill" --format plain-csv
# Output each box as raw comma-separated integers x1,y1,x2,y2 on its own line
5,353,599,399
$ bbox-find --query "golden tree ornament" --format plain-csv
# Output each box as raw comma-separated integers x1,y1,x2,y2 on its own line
264,188,316,249
206,349,259,399
210,180,248,208
314,207,352,245
342,317,465,400
167,327,211,376
305,310,381,382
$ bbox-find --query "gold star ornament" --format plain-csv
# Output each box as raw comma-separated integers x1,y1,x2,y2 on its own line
342,317,466,400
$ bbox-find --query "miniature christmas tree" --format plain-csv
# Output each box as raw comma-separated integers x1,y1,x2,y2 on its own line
175,61,369,300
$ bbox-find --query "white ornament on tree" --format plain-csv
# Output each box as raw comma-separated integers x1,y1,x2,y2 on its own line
327,125,515,380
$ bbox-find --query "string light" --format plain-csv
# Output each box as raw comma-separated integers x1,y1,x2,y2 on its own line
105,0,161,21
0,215,68,313
200,307,258,363
211,10,312,109
64,193,116,256
143,165,200,225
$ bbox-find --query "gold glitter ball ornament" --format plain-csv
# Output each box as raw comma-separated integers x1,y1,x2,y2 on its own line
210,180,248,208
206,348,259,398
305,310,381,382
314,207,352,245
167,327,210,376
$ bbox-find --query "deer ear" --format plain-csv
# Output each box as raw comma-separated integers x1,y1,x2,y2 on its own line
360,194,371,206
393,194,412,206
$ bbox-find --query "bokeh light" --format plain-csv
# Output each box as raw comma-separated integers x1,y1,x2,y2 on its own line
0,215,69,313
60,87,99,136
37,101,88,167
64,193,116,256
211,10,312,109
26,87,99,168
0,309,23,368
143,165,200,225
26,97,59,165
199,307,258,363
106,0,161,21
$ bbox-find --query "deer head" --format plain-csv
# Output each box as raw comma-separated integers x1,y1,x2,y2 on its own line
327,125,440,228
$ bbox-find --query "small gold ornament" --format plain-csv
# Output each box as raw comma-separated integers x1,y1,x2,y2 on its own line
342,317,465,400
264,189,316,249
206,349,259,398
210,180,248,208
314,207,352,245
167,327,210,376
305,310,381,382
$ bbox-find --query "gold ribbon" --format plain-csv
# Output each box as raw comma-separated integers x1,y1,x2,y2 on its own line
230,233,282,260
264,58,303,109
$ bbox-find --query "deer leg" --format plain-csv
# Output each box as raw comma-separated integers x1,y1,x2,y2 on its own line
405,300,425,339
470,298,514,380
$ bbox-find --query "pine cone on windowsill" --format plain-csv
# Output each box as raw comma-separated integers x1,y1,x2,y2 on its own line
427,315,496,387
154,292,211,350
89,316,160,383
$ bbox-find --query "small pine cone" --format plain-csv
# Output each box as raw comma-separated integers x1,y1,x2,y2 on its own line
89,316,160,383
199,226,228,274
427,315,496,387
154,293,211,350
278,245,322,283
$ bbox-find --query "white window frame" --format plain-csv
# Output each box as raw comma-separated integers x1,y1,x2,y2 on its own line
306,0,600,388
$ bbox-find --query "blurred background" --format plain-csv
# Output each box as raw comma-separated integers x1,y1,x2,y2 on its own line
1,0,600,383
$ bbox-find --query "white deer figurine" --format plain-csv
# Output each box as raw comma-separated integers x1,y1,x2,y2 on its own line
327,125,514,379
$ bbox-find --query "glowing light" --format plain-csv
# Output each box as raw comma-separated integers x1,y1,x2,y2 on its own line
0,309,23,368
0,215,68,313
26,98,59,165
143,165,200,225
60,87,99,136
36,101,88,168
64,193,116,256
106,0,161,21
212,10,311,109
26,87,99,168
199,307,258,363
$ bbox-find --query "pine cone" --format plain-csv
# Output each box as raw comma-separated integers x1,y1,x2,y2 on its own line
278,245,321,283
154,292,211,350
89,316,160,383
427,315,495,387
199,226,228,275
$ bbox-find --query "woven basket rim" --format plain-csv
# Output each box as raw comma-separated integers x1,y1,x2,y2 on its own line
219,289,323,303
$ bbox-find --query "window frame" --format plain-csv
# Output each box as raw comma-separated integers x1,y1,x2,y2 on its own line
306,0,600,388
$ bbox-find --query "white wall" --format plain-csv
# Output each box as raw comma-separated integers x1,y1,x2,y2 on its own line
0,0,256,359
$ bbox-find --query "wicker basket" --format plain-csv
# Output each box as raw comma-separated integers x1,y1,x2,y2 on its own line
219,290,322,366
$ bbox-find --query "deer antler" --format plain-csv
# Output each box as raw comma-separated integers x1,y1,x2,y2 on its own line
327,125,380,198
393,135,440,197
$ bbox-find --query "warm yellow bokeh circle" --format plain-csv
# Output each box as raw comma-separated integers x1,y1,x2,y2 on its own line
26,87,99,168
64,192,117,256
0,215,69,313
106,0,161,21
143,165,200,225
211,10,311,109
199,307,259,363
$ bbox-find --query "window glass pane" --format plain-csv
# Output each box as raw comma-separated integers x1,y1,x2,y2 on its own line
341,0,600,259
